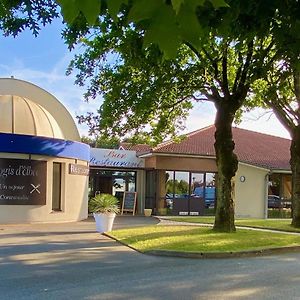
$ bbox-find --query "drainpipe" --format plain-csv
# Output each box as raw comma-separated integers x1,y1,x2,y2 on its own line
264,172,271,219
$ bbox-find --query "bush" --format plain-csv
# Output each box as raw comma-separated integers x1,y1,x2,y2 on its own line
88,193,120,214
268,209,291,219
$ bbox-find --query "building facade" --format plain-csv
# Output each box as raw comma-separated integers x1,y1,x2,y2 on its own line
0,78,89,223
89,126,292,219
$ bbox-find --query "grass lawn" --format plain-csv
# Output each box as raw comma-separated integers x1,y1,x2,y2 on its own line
167,217,300,233
109,225,300,253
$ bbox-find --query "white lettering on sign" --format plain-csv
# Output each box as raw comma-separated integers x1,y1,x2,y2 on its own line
90,148,145,168
0,165,38,178
69,164,89,176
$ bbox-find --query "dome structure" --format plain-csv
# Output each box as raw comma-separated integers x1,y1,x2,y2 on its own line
0,95,64,139
0,78,80,141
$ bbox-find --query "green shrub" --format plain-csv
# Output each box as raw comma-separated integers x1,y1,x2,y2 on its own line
88,193,120,214
268,209,291,219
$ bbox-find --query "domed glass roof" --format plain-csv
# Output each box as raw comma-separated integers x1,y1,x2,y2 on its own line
0,95,64,139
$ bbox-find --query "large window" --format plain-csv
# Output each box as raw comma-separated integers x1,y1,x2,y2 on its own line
165,171,217,215
89,169,136,204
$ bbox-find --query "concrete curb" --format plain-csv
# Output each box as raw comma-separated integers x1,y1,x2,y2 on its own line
145,246,300,259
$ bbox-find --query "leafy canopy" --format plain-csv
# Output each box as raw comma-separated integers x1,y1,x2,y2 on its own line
0,0,58,36
57,0,229,59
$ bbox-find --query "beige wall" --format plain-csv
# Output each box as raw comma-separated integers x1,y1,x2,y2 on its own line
0,78,80,141
136,170,146,214
282,174,292,199
145,155,217,172
235,163,269,219
0,153,88,224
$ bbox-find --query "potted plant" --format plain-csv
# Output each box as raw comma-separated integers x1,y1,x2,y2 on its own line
144,208,152,217
88,193,120,233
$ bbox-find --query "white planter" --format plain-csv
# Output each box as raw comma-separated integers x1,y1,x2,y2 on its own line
93,213,116,233
144,209,152,217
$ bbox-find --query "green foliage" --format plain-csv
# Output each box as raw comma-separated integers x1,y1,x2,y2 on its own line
67,17,277,143
0,0,58,36
88,193,120,214
268,209,292,219
81,134,120,149
57,0,228,58
166,179,189,195
62,1,282,233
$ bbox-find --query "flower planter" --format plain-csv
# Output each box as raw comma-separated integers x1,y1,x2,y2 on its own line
144,208,152,217
93,212,116,233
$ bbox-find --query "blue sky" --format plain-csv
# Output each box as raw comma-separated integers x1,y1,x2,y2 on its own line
0,18,290,139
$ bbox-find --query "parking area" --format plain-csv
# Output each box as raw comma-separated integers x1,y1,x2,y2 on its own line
2,216,300,299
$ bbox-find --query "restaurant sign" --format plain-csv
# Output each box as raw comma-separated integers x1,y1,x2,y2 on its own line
69,163,89,176
0,158,47,205
90,148,145,169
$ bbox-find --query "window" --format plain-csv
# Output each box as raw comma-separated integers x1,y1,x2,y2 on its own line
164,171,217,214
52,162,62,211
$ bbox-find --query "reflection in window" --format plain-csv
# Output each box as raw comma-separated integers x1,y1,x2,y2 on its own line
191,173,204,197
166,171,174,197
174,172,189,198
165,171,217,211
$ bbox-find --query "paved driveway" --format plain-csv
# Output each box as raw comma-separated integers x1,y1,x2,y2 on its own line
1,217,300,300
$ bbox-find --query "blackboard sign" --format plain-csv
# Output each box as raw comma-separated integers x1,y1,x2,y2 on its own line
121,192,137,215
0,158,47,205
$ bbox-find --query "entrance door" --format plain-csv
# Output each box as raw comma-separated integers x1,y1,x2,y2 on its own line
94,176,113,194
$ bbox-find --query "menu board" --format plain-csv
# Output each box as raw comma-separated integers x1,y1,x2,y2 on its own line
0,158,47,205
121,192,137,215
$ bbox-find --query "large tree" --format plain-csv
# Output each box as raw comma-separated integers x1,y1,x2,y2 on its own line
61,1,280,232
250,1,300,227
0,1,288,231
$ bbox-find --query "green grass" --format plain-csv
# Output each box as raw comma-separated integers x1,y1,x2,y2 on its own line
167,216,300,232
110,226,300,253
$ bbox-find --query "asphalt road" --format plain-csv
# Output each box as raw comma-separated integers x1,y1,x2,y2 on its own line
1,217,300,300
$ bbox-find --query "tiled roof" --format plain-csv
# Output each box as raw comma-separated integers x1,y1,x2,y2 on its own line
152,125,291,170
119,143,152,154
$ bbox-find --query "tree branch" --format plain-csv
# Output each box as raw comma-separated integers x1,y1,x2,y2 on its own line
221,43,230,98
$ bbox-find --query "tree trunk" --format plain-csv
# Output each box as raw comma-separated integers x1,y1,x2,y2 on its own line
213,103,238,232
291,127,300,227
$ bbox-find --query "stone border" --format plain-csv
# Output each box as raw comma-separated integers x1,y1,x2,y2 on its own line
146,246,300,259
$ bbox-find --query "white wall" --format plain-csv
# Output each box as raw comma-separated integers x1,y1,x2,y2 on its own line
234,163,269,219
0,153,88,224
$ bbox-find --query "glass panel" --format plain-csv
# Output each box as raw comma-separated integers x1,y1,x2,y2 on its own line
165,171,174,209
174,171,189,198
145,170,156,209
268,174,281,196
165,171,175,197
89,170,136,202
113,178,125,195
191,173,205,198
205,173,216,209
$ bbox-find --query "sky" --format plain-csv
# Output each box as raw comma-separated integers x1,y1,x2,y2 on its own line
0,18,291,140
